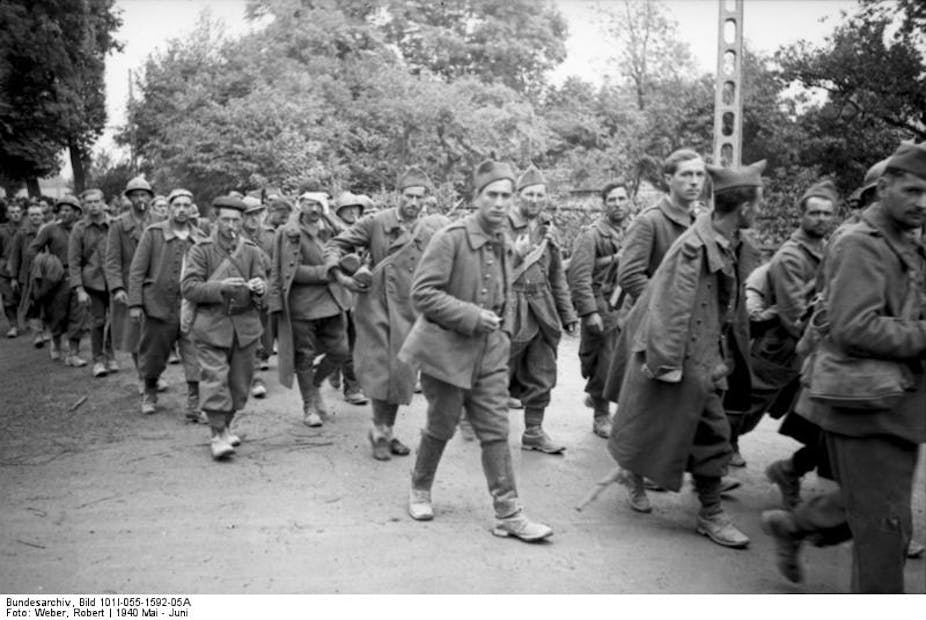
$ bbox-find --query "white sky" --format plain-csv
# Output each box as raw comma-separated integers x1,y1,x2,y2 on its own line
96,0,858,157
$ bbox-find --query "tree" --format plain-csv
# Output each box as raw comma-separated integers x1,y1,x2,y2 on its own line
0,0,122,194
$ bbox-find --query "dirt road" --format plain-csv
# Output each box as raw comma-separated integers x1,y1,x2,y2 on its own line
1,333,923,594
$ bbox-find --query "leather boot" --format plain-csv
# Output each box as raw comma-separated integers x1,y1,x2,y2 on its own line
521,407,565,454
409,433,447,521
369,424,391,461
185,382,201,423
297,368,324,427
480,440,521,520
591,397,611,438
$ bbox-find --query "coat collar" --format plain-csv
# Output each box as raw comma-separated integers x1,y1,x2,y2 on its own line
463,213,504,250
120,210,150,232
594,217,621,238
691,212,730,274
789,227,824,262
861,202,926,266
158,219,200,242
508,208,550,231
656,195,696,229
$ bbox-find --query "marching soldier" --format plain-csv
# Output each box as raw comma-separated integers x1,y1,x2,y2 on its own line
505,165,577,453
181,195,267,460
7,203,45,345
241,197,274,398
1,201,23,337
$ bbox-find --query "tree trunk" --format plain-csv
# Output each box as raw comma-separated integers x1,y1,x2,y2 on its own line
69,140,86,194
26,177,41,197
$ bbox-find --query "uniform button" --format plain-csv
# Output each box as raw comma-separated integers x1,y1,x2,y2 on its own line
481,288,487,294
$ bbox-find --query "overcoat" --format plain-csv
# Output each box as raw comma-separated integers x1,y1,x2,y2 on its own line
128,221,204,323
325,210,449,404
606,214,752,491
267,219,351,389
104,210,156,351
566,218,621,332
398,213,511,389
68,217,110,292
8,223,39,285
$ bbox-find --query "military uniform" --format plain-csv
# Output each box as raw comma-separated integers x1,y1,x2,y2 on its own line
181,226,265,455
129,220,204,414
105,209,156,354
505,208,576,450
68,216,113,369
0,220,21,331
7,221,41,335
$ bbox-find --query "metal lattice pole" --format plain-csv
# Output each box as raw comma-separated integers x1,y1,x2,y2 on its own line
713,0,744,168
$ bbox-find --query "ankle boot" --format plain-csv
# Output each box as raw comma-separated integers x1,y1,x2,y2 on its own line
297,368,324,426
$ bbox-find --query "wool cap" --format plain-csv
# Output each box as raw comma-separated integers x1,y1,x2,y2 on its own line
123,176,154,198
516,164,546,192
397,166,432,191
212,195,248,212
56,195,82,212
885,142,926,181
473,160,516,195
80,188,104,201
167,188,193,204
706,160,766,194
800,180,838,207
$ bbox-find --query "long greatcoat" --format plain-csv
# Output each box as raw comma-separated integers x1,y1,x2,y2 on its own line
104,209,156,352
325,210,450,404
606,214,752,491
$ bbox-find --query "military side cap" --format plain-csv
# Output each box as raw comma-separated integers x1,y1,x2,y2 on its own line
706,160,766,194
268,198,293,212
167,188,193,204
800,180,838,206
242,196,265,214
212,195,248,212
56,195,82,211
885,142,926,181
516,164,546,191
124,176,154,197
473,160,516,195
860,157,890,195
397,166,432,191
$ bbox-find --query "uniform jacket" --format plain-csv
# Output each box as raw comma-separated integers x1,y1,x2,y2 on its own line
68,216,110,292
505,210,576,345
768,227,823,339
243,224,275,275
268,218,351,389
325,209,449,403
803,202,926,445
606,213,753,490
399,213,511,389
566,218,622,332
617,196,695,304
129,221,204,322
180,231,265,349
29,221,72,268
7,222,39,284
105,209,156,351
0,221,19,279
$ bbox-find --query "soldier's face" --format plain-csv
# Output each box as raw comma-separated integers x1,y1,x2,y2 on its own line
268,209,289,227
128,190,151,211
40,202,53,222
738,188,763,229
604,186,630,224
801,196,835,238
517,184,546,220
27,206,43,226
299,199,323,223
475,179,514,230
58,205,78,225
216,208,242,239
152,199,169,219
398,187,427,221
83,192,105,218
337,205,361,225
243,210,264,232
7,204,22,223
879,171,926,230
169,197,192,225
665,157,706,206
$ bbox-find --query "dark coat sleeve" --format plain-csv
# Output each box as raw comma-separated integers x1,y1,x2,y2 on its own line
769,244,812,338
566,228,597,318
411,228,481,336
104,223,124,293
617,215,655,302
267,228,284,314
67,223,84,289
549,246,578,326
324,216,374,271
127,227,153,309
181,243,225,305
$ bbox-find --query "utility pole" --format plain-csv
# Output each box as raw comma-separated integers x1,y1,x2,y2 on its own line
713,0,744,167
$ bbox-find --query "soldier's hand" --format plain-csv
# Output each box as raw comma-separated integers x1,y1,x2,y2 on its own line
220,277,247,294
564,321,578,337
129,307,143,323
335,271,368,293
583,312,604,335
514,233,531,258
476,309,502,333
76,288,90,306
247,277,266,295
113,289,128,305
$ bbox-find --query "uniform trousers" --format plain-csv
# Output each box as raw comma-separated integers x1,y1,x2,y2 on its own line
419,329,520,519
138,315,200,382
0,276,19,325
509,332,558,410
43,280,86,341
197,334,256,414
293,313,349,381
791,431,918,593
86,289,113,362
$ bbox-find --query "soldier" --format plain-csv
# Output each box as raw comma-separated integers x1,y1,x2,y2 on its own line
69,189,115,377
607,161,764,548
29,195,88,365
105,177,163,392
7,204,44,345
241,197,274,398
129,189,204,417
181,195,267,460
761,142,926,592
398,160,553,542
150,195,169,220
326,191,369,406
566,181,632,437
268,192,351,427
325,169,447,461
505,165,577,453
1,201,23,336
